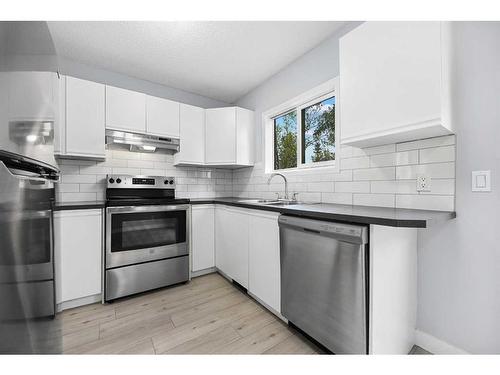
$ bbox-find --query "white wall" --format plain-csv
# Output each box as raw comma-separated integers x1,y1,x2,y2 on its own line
236,22,362,160
417,22,500,354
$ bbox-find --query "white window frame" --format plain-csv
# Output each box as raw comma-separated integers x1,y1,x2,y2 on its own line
263,77,340,174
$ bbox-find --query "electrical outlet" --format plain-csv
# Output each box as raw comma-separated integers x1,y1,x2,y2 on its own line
416,175,431,192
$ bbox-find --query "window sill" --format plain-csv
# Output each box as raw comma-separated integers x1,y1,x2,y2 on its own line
265,162,339,176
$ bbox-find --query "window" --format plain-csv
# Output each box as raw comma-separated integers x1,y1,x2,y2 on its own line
274,111,297,170
264,78,339,173
301,96,336,164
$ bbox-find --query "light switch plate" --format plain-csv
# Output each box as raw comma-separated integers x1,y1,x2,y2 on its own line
416,175,431,192
472,170,491,192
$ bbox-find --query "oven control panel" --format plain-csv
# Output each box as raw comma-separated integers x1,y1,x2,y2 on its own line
106,175,175,189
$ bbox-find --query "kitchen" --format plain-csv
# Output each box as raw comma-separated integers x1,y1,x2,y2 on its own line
1,5,500,374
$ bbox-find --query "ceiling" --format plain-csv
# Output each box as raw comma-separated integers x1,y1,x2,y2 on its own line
47,21,347,103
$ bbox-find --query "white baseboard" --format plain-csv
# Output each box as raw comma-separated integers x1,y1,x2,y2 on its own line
415,329,469,354
56,294,102,313
191,267,217,278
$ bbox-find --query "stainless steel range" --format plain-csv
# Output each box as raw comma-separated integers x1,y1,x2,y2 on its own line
104,175,190,302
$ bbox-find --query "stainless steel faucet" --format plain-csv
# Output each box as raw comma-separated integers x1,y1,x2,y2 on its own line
267,173,289,200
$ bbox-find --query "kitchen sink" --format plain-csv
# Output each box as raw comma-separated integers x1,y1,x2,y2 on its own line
237,199,280,204
237,199,311,206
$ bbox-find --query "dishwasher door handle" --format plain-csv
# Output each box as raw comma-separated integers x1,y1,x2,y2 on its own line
278,215,368,245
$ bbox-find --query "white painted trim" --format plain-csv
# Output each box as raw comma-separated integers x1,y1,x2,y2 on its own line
56,293,102,313
415,330,469,354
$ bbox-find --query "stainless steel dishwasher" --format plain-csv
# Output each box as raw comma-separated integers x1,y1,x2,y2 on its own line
279,215,369,354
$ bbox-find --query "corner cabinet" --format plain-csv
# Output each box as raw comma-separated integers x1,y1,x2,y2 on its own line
54,209,103,310
55,76,106,159
205,107,254,167
174,103,206,166
340,22,453,148
191,205,215,274
105,85,146,133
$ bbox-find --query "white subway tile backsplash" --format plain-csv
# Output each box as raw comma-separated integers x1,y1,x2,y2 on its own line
61,174,97,184
79,165,113,175
353,193,395,208
128,160,155,169
57,183,79,193
335,181,370,193
321,192,353,205
396,162,455,180
353,167,395,181
232,135,454,210
395,195,455,211
56,135,455,211
419,146,455,164
112,167,141,175
307,182,334,192
341,156,370,170
396,134,455,152
420,179,455,195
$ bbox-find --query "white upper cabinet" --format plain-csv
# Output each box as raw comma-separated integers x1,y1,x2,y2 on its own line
205,107,254,166
174,103,205,165
7,71,57,121
57,76,105,159
146,95,180,138
105,85,146,133
340,22,453,147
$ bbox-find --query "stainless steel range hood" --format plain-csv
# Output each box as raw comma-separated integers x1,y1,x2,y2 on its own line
105,130,180,153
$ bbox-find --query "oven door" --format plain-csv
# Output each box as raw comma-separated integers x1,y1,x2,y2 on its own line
0,209,54,283
106,204,189,269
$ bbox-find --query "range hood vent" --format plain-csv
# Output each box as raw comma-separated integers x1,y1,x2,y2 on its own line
105,130,179,153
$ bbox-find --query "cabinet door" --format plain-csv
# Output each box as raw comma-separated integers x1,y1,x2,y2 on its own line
215,206,249,287
340,22,444,147
236,107,254,166
174,103,205,165
54,210,102,304
191,205,215,272
65,76,105,158
248,211,281,313
146,95,180,138
105,85,146,133
205,107,236,164
8,71,56,120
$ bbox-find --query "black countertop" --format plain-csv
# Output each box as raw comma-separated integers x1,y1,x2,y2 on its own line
53,197,456,228
190,197,456,228
53,200,106,211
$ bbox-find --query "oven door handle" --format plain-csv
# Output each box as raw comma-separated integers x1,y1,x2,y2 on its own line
106,204,190,214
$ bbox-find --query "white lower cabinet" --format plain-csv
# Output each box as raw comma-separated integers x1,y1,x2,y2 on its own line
213,206,280,314
215,206,249,288
54,209,102,309
248,210,281,313
191,205,215,273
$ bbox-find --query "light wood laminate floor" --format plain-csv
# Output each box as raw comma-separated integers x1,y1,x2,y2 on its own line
58,273,323,354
